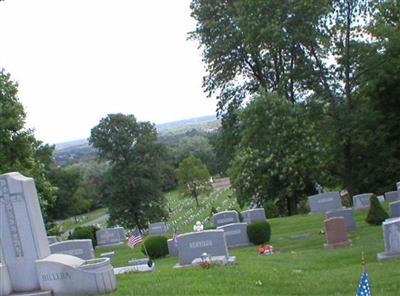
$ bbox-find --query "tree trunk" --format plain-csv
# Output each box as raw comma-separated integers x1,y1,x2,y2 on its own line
287,196,297,216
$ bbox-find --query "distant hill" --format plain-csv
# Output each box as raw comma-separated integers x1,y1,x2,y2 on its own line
53,115,219,165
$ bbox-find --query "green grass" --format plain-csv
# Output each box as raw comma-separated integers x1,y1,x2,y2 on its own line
95,208,400,295
55,208,108,232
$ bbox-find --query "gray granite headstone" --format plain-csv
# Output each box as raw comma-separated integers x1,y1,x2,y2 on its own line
167,238,178,256
352,193,372,209
377,195,385,203
241,208,266,224
176,230,229,266
96,227,125,247
326,208,357,230
213,211,239,228
49,239,95,260
385,191,399,203
217,223,249,248
148,222,169,236
377,217,400,261
308,192,342,215
389,201,400,219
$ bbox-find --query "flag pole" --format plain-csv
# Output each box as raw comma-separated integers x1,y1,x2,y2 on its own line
139,227,152,267
361,250,366,273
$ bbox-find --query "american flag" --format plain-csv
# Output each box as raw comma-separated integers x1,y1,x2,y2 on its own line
356,271,371,296
127,229,143,248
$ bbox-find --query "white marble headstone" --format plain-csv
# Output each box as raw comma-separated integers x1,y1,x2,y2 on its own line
0,173,50,292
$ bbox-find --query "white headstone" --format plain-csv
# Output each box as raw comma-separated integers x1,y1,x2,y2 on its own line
0,173,50,292
0,172,117,295
377,217,400,261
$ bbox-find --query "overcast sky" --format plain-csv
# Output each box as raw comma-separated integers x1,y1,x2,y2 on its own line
0,0,216,144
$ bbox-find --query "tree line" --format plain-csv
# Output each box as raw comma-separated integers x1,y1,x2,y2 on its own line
189,0,400,215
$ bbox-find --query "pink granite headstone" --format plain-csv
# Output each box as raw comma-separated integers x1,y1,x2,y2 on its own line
324,217,352,248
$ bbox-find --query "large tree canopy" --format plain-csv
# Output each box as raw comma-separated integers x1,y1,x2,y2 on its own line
228,93,327,215
190,0,397,200
89,113,168,230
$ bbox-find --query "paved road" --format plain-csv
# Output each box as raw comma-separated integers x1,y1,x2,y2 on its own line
61,213,109,238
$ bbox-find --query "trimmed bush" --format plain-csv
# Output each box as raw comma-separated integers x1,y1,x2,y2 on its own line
70,225,99,246
366,195,389,225
247,221,271,245
141,236,168,259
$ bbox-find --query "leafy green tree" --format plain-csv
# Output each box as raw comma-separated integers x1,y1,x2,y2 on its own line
89,113,168,230
176,155,212,207
229,93,327,215
47,166,83,219
0,69,56,219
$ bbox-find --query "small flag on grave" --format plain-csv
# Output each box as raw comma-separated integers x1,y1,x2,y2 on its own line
127,229,143,248
355,252,372,296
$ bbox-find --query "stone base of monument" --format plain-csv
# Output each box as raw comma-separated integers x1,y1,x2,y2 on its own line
173,255,236,269
9,291,52,296
35,254,116,295
114,264,155,274
377,251,400,262
324,239,352,249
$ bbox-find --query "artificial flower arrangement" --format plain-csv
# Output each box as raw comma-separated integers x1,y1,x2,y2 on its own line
257,244,276,255
199,260,212,269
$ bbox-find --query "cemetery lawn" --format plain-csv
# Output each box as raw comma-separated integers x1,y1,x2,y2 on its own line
96,209,400,296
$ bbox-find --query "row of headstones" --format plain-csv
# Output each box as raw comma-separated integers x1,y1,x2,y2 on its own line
46,226,127,261
309,183,400,261
167,208,267,266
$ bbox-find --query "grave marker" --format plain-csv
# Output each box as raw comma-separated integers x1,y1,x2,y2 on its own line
49,240,95,260
352,193,373,209
0,172,116,295
148,222,169,236
385,191,399,203
176,230,230,266
326,208,357,230
217,223,250,248
323,217,352,248
96,227,125,247
241,208,266,224
377,217,400,261
213,211,239,228
308,192,342,215
389,201,400,219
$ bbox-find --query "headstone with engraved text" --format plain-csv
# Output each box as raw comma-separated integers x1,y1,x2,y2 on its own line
308,192,342,215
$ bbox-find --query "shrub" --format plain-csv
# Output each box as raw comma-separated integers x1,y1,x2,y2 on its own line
141,236,168,259
247,221,271,245
70,225,99,246
366,195,389,225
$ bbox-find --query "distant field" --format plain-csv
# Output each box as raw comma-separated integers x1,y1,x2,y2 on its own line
96,208,400,295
